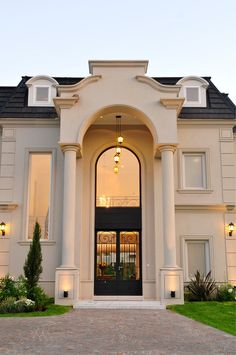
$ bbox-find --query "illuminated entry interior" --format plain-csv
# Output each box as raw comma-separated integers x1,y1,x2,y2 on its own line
96,147,140,207
96,231,140,281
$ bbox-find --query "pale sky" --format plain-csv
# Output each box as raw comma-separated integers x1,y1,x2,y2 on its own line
1,0,236,102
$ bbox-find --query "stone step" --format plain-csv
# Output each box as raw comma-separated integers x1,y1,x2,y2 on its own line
73,300,166,310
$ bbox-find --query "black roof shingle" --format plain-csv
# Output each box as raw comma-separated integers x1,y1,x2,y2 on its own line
0,76,235,120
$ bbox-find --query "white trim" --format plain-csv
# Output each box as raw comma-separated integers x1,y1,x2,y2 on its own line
178,148,211,192
181,235,214,282
21,148,57,242
177,76,209,88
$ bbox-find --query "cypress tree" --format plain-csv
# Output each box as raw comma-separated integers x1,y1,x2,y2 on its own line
24,221,43,296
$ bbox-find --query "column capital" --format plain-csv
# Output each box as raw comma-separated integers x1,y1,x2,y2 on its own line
157,144,178,154
58,142,82,157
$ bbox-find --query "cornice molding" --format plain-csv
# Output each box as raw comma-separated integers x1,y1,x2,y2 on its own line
0,119,59,126
57,75,102,94
0,203,18,211
89,60,148,74
160,98,185,116
177,119,236,125
53,96,79,116
175,204,236,212
136,76,181,93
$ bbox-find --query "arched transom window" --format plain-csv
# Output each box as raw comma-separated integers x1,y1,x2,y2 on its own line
96,147,140,207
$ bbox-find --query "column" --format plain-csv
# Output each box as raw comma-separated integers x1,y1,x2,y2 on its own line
158,144,184,305
55,143,80,305
159,144,177,268
61,145,79,267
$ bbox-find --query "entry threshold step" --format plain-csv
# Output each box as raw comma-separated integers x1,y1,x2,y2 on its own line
74,300,166,310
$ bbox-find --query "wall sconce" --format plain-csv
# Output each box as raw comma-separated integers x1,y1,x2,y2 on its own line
63,290,69,298
0,222,6,236
170,290,176,298
228,222,235,237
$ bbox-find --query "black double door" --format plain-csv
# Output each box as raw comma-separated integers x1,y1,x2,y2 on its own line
94,207,142,295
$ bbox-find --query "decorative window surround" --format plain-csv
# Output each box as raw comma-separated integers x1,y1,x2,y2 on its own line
21,148,56,242
178,148,211,193
181,235,213,282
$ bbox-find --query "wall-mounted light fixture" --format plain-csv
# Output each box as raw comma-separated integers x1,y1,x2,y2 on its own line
170,290,176,298
228,222,235,237
0,222,6,236
63,290,69,298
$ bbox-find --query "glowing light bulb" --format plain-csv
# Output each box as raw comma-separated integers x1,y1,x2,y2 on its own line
116,146,121,154
114,154,120,163
114,166,119,174
117,136,124,144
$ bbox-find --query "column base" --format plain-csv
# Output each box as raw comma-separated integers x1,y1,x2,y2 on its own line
55,267,79,305
160,267,184,305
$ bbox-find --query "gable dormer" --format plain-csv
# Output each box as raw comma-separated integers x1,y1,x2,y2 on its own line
177,76,209,107
26,75,58,107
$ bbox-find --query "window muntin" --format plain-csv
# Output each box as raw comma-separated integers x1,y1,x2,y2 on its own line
96,147,140,207
183,153,206,189
27,153,52,239
186,240,210,279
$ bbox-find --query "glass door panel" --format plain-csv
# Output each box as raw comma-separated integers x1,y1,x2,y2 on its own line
119,232,140,281
95,230,142,295
96,231,116,280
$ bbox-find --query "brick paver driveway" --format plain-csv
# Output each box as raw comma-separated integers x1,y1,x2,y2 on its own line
0,309,235,354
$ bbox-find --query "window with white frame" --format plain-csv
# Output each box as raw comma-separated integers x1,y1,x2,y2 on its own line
182,152,207,189
34,86,50,104
27,153,52,240
184,239,211,280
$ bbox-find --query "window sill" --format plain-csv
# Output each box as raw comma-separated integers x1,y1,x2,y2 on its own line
18,240,56,246
177,189,213,194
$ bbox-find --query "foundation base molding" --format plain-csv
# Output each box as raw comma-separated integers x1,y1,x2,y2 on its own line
160,267,184,305
55,267,79,305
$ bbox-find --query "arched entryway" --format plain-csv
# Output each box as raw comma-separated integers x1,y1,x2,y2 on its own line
94,147,142,295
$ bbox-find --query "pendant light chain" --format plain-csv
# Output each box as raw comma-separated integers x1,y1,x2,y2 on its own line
113,115,124,173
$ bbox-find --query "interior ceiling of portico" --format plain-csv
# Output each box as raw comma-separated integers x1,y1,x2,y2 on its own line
92,111,144,126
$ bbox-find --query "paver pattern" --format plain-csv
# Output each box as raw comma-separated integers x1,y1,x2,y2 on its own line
0,309,235,354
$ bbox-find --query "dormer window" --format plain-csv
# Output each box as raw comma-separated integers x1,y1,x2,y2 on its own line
35,86,50,103
177,76,209,108
26,75,58,107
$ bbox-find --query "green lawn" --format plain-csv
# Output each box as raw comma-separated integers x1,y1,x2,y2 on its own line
0,304,72,317
168,302,236,336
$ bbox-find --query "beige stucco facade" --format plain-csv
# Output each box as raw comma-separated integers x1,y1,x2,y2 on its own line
0,61,235,306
